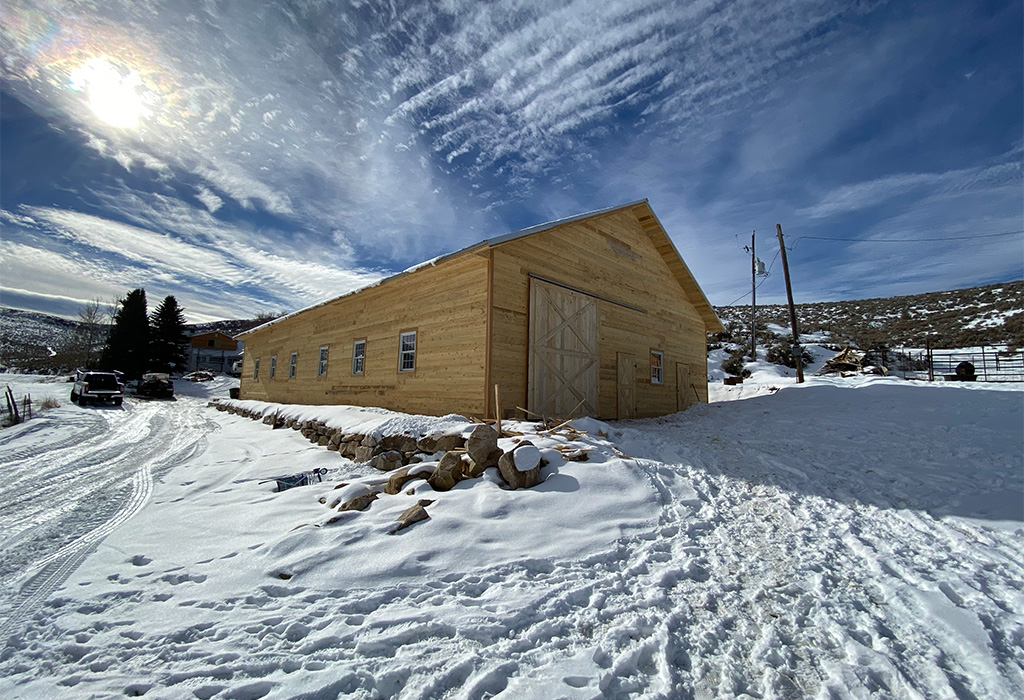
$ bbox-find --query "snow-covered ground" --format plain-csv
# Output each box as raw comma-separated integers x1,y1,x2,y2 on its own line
0,368,1021,699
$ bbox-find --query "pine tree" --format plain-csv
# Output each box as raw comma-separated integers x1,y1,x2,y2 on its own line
149,296,189,373
100,288,149,379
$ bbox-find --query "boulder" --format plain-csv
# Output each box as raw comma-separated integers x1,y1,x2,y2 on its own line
328,432,343,447
361,434,378,449
317,436,330,446
416,434,465,453
497,440,542,490
337,491,377,512
427,452,464,492
389,501,431,534
353,446,375,463
467,425,500,466
381,434,419,453
385,468,426,495
370,450,404,472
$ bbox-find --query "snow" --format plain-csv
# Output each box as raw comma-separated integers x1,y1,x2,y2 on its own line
0,368,1022,699
512,443,542,472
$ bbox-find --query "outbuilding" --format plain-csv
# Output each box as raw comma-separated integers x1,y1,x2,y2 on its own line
237,200,722,420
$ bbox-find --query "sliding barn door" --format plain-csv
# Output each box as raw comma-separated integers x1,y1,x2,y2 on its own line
528,279,599,418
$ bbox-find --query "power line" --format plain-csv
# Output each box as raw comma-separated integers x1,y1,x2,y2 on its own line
794,229,1024,244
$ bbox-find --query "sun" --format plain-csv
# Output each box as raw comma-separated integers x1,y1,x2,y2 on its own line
68,57,149,128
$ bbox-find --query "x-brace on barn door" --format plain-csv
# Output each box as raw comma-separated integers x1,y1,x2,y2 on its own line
528,278,599,418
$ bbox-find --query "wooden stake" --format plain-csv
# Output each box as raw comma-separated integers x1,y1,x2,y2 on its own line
494,384,501,438
776,224,804,383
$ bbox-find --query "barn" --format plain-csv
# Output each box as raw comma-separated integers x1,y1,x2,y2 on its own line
237,200,723,420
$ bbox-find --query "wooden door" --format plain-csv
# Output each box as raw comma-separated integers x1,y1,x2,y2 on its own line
676,362,695,411
528,279,599,418
617,353,637,419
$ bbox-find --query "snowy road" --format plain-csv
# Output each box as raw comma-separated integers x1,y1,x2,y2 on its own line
0,376,1021,699
0,392,213,641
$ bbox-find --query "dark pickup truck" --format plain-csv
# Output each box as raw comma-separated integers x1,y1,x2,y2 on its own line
71,371,125,406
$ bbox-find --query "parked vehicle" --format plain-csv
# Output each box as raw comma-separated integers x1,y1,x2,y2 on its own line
137,373,175,399
71,370,125,406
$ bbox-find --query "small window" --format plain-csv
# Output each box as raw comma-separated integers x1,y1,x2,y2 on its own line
318,346,329,376
207,339,215,347
352,339,366,375
650,350,664,385
399,331,416,372
252,357,260,380
289,352,297,379
269,355,276,379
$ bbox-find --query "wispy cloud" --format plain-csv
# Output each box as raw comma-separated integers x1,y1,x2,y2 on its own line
797,156,1023,220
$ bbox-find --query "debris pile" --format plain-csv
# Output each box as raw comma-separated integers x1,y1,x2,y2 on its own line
815,347,887,377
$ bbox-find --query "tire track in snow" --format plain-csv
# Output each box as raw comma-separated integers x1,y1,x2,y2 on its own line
0,398,212,644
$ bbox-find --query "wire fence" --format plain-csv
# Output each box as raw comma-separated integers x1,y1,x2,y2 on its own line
886,346,1023,383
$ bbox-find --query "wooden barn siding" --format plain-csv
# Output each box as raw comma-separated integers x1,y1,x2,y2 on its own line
488,207,709,419
241,254,490,415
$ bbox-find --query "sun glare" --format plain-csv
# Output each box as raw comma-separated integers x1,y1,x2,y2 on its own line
69,57,149,128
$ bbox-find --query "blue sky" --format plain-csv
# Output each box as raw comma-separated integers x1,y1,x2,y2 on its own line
1,0,1021,323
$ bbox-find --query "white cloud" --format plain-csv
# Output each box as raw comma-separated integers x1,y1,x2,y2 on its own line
195,187,224,213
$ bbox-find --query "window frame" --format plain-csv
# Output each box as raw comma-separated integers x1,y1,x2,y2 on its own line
269,355,276,379
398,330,417,373
288,352,297,379
318,345,329,377
252,357,260,380
352,339,366,375
650,349,664,385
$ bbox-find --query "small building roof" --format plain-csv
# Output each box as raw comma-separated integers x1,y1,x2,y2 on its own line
239,200,722,337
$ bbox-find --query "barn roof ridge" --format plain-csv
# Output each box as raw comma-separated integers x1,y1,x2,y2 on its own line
239,199,721,338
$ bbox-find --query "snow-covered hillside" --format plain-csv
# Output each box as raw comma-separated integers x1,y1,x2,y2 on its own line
0,370,1021,699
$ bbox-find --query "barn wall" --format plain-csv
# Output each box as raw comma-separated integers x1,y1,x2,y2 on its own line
240,253,490,416
488,205,709,420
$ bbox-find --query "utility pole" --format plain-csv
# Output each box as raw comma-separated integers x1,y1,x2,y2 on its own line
750,231,756,360
776,223,804,383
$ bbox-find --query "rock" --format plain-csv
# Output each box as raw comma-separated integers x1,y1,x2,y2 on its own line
361,434,378,448
329,432,343,447
371,450,404,472
340,442,358,458
467,425,500,466
385,468,425,495
390,503,429,533
317,436,330,446
416,434,465,453
342,433,363,444
301,428,316,439
337,491,377,512
465,448,502,478
353,446,375,463
326,442,340,452
428,452,464,491
497,440,542,490
381,434,419,453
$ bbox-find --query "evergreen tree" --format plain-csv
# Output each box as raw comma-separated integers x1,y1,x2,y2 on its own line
149,295,189,373
100,288,149,379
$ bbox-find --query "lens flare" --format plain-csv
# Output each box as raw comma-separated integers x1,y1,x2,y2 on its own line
68,57,149,128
